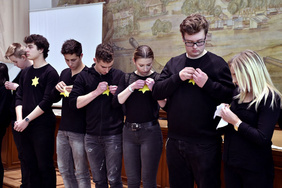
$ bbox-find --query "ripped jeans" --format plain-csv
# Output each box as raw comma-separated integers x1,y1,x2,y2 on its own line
84,134,123,188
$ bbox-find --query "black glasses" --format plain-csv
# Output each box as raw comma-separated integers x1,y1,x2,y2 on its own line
184,38,206,47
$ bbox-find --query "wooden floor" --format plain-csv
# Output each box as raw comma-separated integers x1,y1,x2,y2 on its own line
3,168,129,188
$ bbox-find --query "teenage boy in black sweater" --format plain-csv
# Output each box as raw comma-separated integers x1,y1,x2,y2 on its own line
14,34,59,188
52,39,91,188
70,43,124,188
152,14,235,188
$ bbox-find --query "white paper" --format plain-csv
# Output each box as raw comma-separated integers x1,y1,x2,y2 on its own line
214,104,228,129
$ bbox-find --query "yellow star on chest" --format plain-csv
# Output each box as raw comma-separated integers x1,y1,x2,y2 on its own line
60,88,70,97
188,79,195,85
32,76,39,87
138,84,150,94
102,86,110,96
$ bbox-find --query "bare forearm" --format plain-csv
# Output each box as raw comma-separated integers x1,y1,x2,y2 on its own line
77,90,99,109
15,105,23,121
117,86,133,104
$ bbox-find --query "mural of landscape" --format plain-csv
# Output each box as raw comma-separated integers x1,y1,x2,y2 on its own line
57,0,282,91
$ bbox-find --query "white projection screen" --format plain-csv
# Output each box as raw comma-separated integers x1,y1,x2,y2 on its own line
29,3,103,74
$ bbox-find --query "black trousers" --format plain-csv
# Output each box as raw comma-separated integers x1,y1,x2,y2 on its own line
21,117,56,188
166,137,222,188
12,121,29,188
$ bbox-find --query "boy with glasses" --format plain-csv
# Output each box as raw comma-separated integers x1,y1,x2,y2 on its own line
152,14,235,188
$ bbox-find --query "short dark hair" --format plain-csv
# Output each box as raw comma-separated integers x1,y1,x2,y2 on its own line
0,63,9,86
95,43,114,63
180,14,209,38
61,39,82,56
133,45,154,61
24,34,50,59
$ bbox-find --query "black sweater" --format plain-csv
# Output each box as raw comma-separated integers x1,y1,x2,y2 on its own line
70,66,124,136
0,85,12,129
15,64,59,123
52,67,87,134
152,52,234,144
113,72,160,123
222,94,281,172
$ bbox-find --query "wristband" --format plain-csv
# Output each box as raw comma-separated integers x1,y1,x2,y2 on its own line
128,85,134,93
234,120,242,131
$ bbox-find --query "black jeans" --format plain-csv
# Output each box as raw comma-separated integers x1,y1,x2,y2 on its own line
12,121,28,188
123,123,163,188
21,118,56,188
166,137,221,188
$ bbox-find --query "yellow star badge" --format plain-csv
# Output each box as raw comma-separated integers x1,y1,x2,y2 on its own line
32,76,39,87
138,84,150,94
60,88,70,97
102,86,110,96
188,79,195,85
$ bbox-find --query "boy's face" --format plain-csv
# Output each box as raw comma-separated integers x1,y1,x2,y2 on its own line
183,29,206,58
25,43,42,60
94,58,113,75
64,53,83,71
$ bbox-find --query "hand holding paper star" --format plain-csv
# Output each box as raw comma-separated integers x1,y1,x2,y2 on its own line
102,86,110,96
145,78,154,91
96,82,108,95
193,68,208,88
60,87,70,97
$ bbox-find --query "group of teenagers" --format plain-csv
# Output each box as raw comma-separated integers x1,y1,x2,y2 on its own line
0,13,282,188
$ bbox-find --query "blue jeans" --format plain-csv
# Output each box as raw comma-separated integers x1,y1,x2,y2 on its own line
84,134,123,188
123,124,163,188
166,137,222,188
56,130,91,188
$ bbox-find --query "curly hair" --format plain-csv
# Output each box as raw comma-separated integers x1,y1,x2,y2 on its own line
24,34,50,59
180,13,209,38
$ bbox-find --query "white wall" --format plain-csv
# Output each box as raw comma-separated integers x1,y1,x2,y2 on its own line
29,3,103,74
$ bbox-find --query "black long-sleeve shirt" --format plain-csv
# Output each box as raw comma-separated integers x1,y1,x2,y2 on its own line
10,71,22,121
113,72,160,123
0,85,12,128
15,64,59,123
52,67,87,133
222,94,280,172
70,66,124,136
152,52,234,144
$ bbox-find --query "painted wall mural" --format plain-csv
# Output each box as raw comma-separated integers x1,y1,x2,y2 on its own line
57,0,282,91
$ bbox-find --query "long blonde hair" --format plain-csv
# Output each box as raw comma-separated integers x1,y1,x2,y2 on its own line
229,50,282,110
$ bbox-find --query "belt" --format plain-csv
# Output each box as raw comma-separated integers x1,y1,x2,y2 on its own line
125,120,158,131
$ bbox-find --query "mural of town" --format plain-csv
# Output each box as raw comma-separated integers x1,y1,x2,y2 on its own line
56,0,282,91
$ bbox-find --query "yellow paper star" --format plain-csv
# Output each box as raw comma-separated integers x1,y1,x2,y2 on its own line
60,88,70,97
138,84,150,94
32,76,39,87
102,86,110,96
188,79,195,85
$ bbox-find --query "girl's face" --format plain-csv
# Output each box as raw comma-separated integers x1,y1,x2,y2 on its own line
230,65,238,86
134,58,153,76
